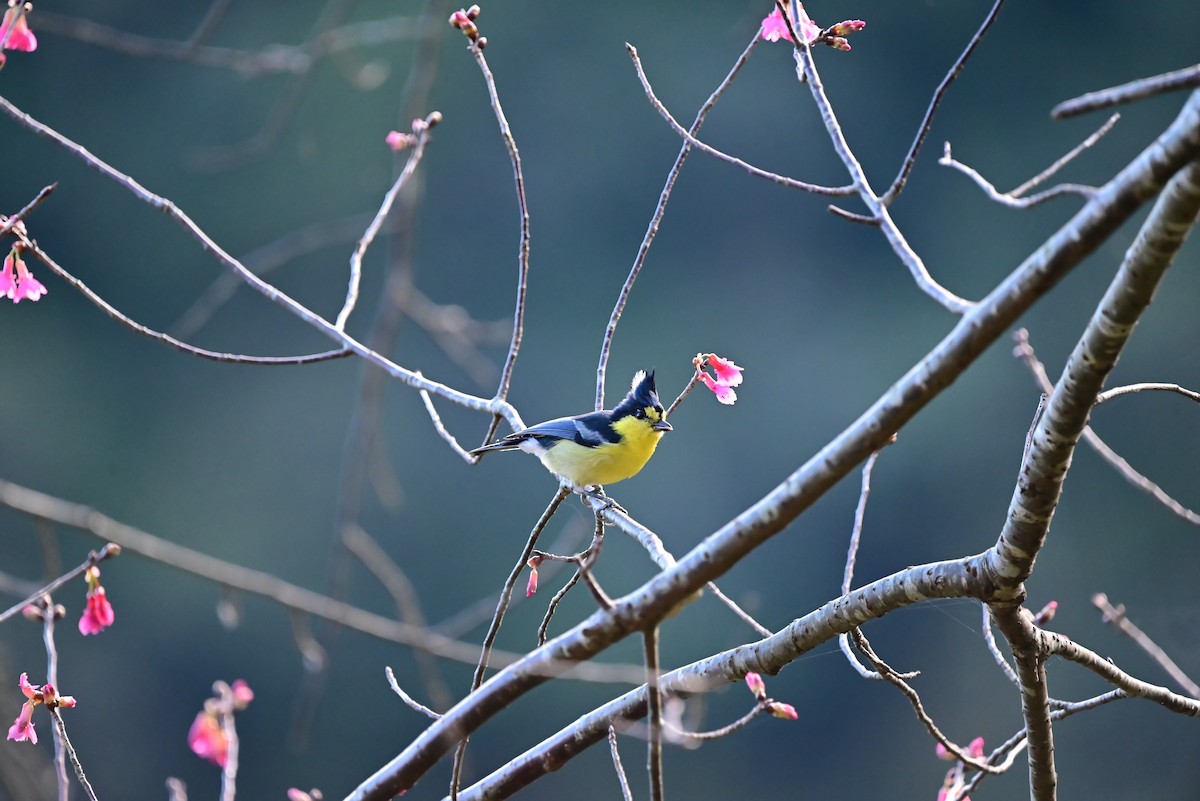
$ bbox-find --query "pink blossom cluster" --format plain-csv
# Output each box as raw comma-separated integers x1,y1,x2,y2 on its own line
78,565,116,635
188,679,255,768
1,248,46,303
695,353,743,405
0,5,37,67
760,3,865,51
6,673,76,745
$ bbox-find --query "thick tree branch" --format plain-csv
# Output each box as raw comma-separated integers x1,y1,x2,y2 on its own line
988,157,1200,598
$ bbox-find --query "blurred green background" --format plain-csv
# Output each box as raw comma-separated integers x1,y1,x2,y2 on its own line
2,1,1199,799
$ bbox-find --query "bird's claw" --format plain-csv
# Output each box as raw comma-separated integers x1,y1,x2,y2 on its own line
582,485,626,515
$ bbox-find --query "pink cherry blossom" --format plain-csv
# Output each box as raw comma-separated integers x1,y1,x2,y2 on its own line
12,261,46,302
7,674,41,744
79,585,115,635
700,373,738,405
189,710,229,767
0,7,37,52
6,700,36,743
0,253,15,298
760,5,820,45
3,251,46,303
708,355,743,387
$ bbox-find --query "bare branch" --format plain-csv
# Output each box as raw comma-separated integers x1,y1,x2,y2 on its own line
1053,63,1200,119
1096,382,1200,405
1013,329,1200,526
385,667,442,720
644,627,665,801
1092,594,1200,697
32,10,422,75
0,183,56,238
0,480,641,681
791,43,973,313
839,445,897,679
988,159,1200,595
1044,629,1200,715
939,111,1119,209
337,112,440,331
851,629,994,772
22,239,352,365
990,607,1057,801
625,45,855,197
598,32,761,408
0,93,515,423
881,0,1008,204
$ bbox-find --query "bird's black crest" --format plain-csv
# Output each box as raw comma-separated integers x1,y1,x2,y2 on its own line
615,369,661,415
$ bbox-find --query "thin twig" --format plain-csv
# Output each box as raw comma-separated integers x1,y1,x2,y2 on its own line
0,545,121,625
31,10,422,75
385,666,442,720
981,603,1019,686
596,33,760,408
939,112,1121,209
941,151,1098,207
0,92,516,423
662,705,762,742
1096,382,1200,405
851,629,996,772
664,373,702,420
346,525,453,712
626,45,855,198
1011,114,1121,197
0,480,642,681
1042,628,1200,715
460,37,531,446
607,726,634,801
644,627,665,801
450,487,571,798
0,183,57,239
40,601,70,801
184,0,235,52
219,686,241,801
1053,63,1200,119
881,0,1007,204
337,112,438,331
21,239,352,365
189,0,363,169
838,445,897,679
782,20,972,314
49,709,98,801
1092,593,1200,697
705,582,771,638
1012,328,1200,527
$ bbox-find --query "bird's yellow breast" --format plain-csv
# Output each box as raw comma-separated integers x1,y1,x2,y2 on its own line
538,416,666,487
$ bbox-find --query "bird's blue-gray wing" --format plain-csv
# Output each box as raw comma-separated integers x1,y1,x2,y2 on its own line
520,412,617,446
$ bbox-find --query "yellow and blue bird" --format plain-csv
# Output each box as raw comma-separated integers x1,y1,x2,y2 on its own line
470,370,672,490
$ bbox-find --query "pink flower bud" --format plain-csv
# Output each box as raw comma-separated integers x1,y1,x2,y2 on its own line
744,672,767,699
766,702,798,720
231,679,254,708
829,20,866,36
967,737,985,759
1032,600,1058,625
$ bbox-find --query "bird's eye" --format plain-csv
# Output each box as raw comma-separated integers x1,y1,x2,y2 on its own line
634,408,646,419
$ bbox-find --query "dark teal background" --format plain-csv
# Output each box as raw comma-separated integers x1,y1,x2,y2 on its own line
2,1,1199,799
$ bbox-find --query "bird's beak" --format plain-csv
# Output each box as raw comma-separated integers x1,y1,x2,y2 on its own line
653,419,672,432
